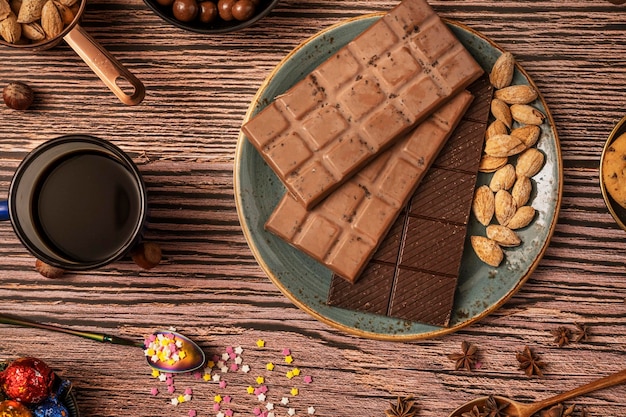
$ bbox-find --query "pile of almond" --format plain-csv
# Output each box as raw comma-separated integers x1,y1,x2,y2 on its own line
0,0,79,44
471,52,546,267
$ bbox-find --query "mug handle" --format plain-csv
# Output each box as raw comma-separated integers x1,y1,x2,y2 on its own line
63,25,146,106
0,200,8,221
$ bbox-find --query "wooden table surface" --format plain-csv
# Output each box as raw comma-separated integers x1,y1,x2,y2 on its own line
1,0,626,416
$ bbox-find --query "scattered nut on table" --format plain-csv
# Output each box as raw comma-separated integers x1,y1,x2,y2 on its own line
3,81,34,110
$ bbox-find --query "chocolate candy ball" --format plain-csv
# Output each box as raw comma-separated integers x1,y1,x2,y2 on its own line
199,1,218,23
0,400,33,417
172,0,199,22
231,0,255,21
217,0,235,20
1,358,55,405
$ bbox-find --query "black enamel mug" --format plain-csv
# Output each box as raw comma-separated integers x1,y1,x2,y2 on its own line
0,135,147,270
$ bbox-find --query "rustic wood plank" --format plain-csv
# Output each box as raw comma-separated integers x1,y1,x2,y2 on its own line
1,1,626,416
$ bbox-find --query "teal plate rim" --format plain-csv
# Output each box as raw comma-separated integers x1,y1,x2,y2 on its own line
234,13,563,341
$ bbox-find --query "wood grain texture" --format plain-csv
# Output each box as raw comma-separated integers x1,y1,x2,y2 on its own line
1,0,626,416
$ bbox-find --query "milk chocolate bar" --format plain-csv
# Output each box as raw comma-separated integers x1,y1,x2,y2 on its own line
327,75,494,327
242,0,483,209
265,91,474,283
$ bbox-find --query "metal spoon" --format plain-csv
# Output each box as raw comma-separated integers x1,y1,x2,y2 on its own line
0,313,206,373
448,368,626,416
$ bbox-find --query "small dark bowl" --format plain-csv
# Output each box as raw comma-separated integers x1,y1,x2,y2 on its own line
144,0,280,34
600,114,626,231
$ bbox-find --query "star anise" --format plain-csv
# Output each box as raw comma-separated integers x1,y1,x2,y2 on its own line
516,346,546,377
484,395,509,417
573,323,590,342
462,405,487,417
385,396,419,417
551,326,572,347
448,341,479,371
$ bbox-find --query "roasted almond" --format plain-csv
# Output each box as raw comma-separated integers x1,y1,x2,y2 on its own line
471,236,504,267
484,134,525,158
511,104,546,125
478,154,508,173
16,0,45,23
0,0,11,20
491,98,512,128
495,189,517,226
494,85,538,105
21,20,44,40
40,0,62,38
511,176,532,207
0,12,20,43
472,185,495,226
486,224,521,247
485,119,509,141
511,125,541,148
516,148,545,178
507,205,536,229
53,0,73,24
489,163,516,192
489,52,515,89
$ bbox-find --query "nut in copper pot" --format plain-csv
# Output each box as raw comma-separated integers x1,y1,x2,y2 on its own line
0,0,145,106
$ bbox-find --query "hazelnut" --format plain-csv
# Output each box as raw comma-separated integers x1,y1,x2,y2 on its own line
3,81,34,110
35,259,65,278
231,0,255,21
131,242,162,270
172,0,199,22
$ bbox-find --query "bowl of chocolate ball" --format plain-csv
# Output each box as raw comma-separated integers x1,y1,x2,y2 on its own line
144,0,280,33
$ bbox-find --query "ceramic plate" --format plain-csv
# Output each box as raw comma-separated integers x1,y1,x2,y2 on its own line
234,14,562,341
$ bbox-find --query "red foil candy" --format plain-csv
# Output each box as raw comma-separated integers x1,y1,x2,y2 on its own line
1,358,55,405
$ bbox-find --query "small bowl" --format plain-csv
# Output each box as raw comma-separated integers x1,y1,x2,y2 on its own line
144,0,280,34
600,114,626,230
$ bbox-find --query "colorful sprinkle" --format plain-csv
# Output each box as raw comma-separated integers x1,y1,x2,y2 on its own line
257,393,266,402
167,385,175,394
247,386,255,394
292,368,300,376
219,380,228,389
256,339,265,348
241,364,251,373
151,369,160,378
266,362,275,371
150,387,159,396
253,407,262,415
216,412,225,417
281,397,289,405
213,403,221,411
282,348,291,356
304,375,313,384
224,410,234,417
286,371,294,379
290,388,299,396
202,373,211,382
284,355,294,364
214,394,222,403
266,402,274,410
188,410,197,417
256,376,265,384
223,395,232,403
308,406,316,414
235,346,244,355
288,408,296,416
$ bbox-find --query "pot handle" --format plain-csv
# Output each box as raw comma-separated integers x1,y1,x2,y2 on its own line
63,25,145,106
0,201,8,221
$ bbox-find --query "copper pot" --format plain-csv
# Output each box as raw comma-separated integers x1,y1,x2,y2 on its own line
1,1,145,106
